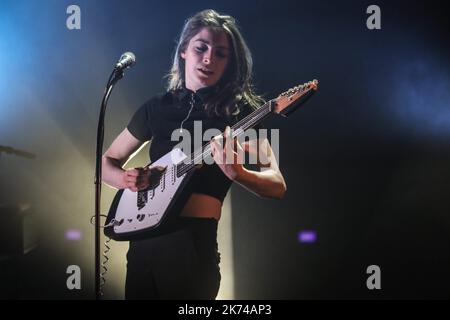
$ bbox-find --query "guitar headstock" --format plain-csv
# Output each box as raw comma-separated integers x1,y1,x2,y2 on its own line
272,79,318,116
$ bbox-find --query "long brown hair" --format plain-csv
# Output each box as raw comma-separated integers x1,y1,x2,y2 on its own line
167,9,263,117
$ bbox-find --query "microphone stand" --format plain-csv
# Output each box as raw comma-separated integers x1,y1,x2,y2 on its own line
94,68,124,300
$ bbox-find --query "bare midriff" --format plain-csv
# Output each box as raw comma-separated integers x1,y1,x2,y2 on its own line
180,193,222,220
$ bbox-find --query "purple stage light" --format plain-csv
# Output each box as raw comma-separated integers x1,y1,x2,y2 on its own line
298,230,317,244
65,229,82,241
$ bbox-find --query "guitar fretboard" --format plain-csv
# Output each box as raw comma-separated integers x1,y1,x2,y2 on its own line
176,100,273,177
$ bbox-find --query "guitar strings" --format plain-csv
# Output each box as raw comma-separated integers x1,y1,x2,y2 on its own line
164,84,312,180
176,100,272,176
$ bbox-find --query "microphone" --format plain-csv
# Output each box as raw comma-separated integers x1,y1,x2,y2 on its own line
115,52,136,70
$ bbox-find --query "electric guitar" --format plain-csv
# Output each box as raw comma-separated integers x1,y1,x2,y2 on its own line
104,80,318,241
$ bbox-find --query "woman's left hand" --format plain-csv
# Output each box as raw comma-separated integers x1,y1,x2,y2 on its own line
210,126,245,180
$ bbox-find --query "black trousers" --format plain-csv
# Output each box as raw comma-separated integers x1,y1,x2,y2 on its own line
125,217,221,300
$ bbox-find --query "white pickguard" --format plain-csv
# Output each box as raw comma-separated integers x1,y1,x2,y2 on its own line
112,148,188,235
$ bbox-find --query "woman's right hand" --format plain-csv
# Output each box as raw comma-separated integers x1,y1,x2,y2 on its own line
122,166,166,192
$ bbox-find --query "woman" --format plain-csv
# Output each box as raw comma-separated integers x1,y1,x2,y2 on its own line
102,9,286,299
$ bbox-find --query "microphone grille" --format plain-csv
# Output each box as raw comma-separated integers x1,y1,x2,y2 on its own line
123,51,136,62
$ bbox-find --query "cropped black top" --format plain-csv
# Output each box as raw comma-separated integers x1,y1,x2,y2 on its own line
127,86,260,203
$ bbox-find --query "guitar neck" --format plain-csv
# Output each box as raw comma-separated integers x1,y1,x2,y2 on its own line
176,80,318,177
176,101,273,177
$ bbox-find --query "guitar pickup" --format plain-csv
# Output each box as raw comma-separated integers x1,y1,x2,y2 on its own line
137,190,148,210
171,166,176,185
161,173,166,191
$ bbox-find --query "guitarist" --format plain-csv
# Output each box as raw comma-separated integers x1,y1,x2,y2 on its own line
102,9,286,299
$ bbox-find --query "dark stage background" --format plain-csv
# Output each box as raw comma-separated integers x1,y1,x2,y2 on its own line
0,0,449,299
